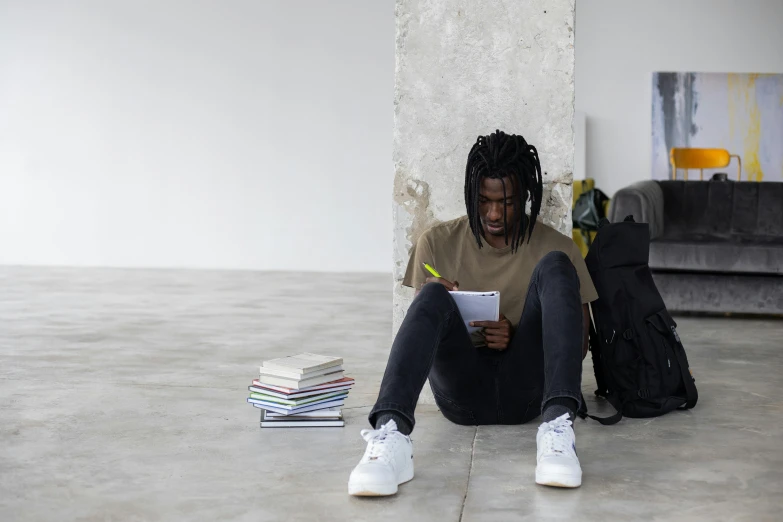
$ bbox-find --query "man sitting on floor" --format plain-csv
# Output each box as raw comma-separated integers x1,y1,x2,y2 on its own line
348,130,598,496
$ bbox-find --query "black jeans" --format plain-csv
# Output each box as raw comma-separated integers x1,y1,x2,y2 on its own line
369,251,584,430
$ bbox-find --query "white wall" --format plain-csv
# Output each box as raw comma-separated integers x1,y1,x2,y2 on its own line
0,1,393,272
575,0,783,196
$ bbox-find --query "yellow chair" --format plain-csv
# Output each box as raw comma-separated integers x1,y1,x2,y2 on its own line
669,148,742,181
572,179,610,257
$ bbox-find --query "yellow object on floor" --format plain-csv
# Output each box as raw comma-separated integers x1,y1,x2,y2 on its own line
572,179,609,257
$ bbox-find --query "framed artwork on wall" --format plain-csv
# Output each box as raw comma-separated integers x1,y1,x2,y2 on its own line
652,72,783,181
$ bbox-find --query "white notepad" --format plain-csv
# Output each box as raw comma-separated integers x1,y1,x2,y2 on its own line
449,291,500,333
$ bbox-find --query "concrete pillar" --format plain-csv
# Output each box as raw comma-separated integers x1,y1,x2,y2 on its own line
392,0,576,340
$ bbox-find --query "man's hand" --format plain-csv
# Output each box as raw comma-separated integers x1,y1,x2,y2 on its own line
470,314,513,350
416,277,459,296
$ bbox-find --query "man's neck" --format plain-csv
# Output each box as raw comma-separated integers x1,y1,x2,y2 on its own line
483,233,510,250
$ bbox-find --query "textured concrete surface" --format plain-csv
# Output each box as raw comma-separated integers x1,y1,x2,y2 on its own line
392,0,577,336
2,267,782,521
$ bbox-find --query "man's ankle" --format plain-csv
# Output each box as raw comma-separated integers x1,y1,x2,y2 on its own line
542,397,578,424
374,412,413,436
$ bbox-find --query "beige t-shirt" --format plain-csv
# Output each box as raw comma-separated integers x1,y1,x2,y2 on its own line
403,215,598,346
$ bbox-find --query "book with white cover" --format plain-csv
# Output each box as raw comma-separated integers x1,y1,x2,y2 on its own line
448,291,500,333
259,364,343,380
258,369,344,390
262,353,342,375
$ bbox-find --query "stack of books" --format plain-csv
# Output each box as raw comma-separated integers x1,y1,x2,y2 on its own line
247,353,354,428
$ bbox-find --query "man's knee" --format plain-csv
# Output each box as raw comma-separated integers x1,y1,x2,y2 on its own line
536,250,575,271
534,251,578,281
412,282,454,308
417,281,451,299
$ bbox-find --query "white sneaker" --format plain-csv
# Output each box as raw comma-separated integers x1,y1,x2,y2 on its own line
348,420,414,496
535,413,582,488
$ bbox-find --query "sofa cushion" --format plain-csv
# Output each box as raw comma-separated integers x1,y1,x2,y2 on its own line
652,271,783,314
658,181,783,240
650,238,783,274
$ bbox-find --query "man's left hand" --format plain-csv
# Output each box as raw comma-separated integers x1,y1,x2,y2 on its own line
470,314,513,351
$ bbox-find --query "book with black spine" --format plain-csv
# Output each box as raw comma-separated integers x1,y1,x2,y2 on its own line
260,419,345,428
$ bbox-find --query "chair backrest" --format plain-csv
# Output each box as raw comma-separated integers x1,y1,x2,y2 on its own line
669,148,742,181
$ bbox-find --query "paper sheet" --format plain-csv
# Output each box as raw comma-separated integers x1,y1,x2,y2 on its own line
448,291,500,333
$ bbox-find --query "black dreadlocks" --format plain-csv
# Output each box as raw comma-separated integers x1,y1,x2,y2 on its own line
464,130,543,252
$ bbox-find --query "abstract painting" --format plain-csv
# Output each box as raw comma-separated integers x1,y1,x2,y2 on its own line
652,72,783,181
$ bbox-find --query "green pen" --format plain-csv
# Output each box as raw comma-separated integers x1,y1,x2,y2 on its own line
423,262,442,278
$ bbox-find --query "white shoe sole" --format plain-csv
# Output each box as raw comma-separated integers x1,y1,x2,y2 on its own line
348,463,414,496
535,468,582,488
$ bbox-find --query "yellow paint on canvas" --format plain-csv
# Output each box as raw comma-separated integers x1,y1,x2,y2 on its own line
745,101,763,181
726,74,764,181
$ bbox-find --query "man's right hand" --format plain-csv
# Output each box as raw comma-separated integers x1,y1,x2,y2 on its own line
416,277,459,296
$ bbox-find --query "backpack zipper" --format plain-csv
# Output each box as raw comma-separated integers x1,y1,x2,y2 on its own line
665,326,680,373
660,339,672,374
671,325,681,343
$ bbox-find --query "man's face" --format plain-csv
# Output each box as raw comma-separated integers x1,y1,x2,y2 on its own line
479,176,519,238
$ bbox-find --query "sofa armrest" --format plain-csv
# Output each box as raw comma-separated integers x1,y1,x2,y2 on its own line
608,180,664,239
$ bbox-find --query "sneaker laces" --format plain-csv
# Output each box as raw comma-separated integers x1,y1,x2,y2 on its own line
538,413,575,456
360,420,401,464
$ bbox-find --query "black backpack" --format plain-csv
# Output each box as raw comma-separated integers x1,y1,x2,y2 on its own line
578,216,698,425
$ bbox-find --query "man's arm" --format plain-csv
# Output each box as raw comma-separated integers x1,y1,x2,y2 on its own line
582,304,590,360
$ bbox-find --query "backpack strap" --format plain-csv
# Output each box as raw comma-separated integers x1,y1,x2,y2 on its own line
577,311,624,425
673,343,698,409
577,391,624,425
582,405,623,425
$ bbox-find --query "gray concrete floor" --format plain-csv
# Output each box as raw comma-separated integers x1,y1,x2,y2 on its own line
1,267,782,521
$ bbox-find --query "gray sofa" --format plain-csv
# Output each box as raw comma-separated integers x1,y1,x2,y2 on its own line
609,180,783,314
